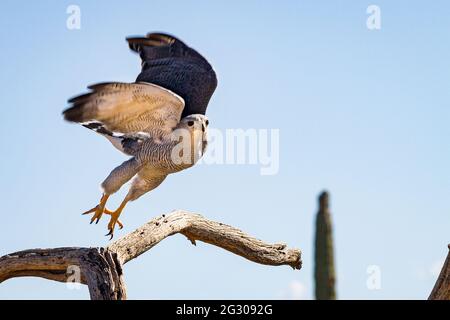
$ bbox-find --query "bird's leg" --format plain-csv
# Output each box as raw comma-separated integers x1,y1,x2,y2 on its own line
82,194,110,224
105,196,130,239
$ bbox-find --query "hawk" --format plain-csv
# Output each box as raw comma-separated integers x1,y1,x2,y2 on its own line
63,33,217,238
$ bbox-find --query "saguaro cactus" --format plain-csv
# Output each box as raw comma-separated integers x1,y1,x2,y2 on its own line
314,191,336,300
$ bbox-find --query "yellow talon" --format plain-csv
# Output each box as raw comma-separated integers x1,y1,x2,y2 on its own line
82,194,129,239
82,194,109,224
104,208,124,229
104,198,129,239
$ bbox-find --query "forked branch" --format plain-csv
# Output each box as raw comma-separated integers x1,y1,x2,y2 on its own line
0,210,301,300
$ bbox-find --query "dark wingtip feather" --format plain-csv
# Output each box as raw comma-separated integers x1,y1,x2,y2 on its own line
62,105,84,122
64,82,124,123
126,37,161,53
146,32,179,44
67,92,91,104
87,82,119,90
126,32,183,55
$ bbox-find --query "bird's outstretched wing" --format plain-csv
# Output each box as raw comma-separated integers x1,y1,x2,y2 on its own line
126,32,217,118
63,82,184,154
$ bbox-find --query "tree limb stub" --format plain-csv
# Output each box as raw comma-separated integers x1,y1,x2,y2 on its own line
0,210,301,299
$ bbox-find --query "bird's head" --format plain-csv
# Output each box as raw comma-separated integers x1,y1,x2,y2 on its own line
178,114,209,133
174,114,209,161
179,114,208,141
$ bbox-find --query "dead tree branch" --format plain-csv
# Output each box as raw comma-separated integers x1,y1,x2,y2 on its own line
428,244,450,300
108,210,301,268
0,210,301,300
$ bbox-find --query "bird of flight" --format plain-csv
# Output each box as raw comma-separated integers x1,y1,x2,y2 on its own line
63,33,217,239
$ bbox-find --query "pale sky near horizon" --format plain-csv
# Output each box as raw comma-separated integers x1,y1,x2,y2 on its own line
0,0,449,299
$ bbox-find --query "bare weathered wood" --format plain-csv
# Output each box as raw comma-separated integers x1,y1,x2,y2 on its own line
108,210,301,269
428,244,450,300
0,210,301,299
0,247,126,300
0,247,85,284
78,248,126,300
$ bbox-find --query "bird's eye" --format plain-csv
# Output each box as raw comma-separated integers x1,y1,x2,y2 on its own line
205,120,209,126
187,121,194,126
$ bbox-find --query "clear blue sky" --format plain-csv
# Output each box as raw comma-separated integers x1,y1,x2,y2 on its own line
0,0,449,299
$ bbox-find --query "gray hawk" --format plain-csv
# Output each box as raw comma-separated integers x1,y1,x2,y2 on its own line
63,33,217,238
